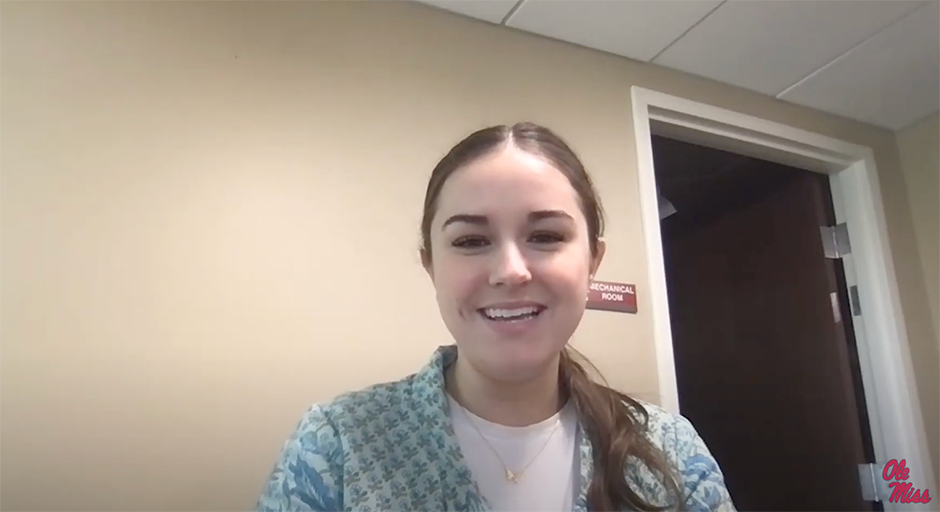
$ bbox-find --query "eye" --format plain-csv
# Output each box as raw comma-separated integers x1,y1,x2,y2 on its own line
529,231,566,244
452,235,489,248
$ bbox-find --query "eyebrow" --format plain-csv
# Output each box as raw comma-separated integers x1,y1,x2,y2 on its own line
440,210,574,230
529,210,574,222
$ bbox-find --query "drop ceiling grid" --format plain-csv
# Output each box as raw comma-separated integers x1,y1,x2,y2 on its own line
503,0,723,63
779,0,940,130
650,0,927,96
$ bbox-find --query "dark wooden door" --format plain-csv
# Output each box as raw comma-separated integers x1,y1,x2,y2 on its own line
662,170,875,511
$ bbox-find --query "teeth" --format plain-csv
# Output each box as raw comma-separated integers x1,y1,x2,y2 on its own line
483,306,541,320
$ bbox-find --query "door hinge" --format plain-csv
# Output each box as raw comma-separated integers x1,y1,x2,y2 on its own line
821,223,852,259
858,463,892,502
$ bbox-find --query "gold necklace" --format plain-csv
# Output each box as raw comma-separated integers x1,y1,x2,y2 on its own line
455,404,563,484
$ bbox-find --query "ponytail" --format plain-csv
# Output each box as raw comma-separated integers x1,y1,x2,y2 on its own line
560,347,683,511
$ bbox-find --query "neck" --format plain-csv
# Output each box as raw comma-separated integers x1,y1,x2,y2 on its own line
445,352,565,427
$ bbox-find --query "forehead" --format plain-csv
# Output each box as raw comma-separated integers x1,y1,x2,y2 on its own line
435,146,583,221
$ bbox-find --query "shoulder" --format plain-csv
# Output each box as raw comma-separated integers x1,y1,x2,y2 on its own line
256,403,344,512
256,376,419,512
627,400,710,461
626,400,736,512
320,374,419,424
284,373,421,442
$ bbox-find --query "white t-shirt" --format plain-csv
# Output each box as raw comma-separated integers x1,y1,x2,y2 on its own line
447,395,581,512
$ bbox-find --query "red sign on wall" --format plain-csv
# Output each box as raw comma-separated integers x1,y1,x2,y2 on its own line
587,280,638,314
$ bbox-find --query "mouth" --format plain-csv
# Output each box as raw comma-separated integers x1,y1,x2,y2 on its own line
477,304,547,322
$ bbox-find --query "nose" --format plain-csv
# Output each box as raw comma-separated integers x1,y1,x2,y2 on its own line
489,243,532,287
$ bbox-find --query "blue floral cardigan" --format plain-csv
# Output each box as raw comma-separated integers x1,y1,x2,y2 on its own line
257,346,735,511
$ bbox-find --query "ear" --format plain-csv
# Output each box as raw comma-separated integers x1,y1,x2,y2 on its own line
589,238,607,279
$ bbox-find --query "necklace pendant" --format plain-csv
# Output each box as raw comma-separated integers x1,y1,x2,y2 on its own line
505,469,518,483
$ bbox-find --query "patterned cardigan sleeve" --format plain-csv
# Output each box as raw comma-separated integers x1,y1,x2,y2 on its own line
672,414,736,512
256,406,344,512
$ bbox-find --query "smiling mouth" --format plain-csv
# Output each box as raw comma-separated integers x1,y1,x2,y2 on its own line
478,305,547,322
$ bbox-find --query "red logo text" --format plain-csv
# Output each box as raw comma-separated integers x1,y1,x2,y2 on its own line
882,459,931,504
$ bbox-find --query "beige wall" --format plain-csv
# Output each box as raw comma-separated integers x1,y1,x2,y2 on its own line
898,113,939,343
896,112,940,480
1,2,935,510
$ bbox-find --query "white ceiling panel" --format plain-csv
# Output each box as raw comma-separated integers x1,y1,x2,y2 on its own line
779,1,940,131
413,0,519,25
653,0,927,96
505,0,723,62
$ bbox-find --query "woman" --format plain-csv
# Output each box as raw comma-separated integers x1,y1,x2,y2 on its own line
257,122,735,512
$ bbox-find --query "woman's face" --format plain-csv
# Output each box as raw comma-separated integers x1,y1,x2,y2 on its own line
425,145,605,383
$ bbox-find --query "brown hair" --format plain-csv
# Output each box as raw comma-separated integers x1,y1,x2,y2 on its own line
420,122,683,511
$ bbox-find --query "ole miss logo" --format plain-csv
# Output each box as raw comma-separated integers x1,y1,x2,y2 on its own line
883,459,932,504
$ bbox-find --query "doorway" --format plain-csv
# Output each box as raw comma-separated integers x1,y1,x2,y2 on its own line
652,135,878,511
630,87,936,512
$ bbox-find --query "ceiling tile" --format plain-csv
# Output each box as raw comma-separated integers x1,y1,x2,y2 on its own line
413,0,519,24
779,1,940,131
653,0,926,96
505,0,722,62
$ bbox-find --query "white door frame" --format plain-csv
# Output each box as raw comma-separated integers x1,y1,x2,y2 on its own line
630,86,936,508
